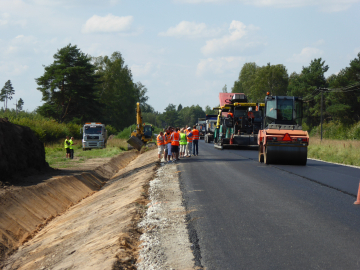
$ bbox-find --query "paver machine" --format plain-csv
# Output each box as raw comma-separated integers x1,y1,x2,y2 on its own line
213,93,264,149
258,93,309,165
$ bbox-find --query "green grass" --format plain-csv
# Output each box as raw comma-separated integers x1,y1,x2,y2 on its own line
45,138,128,168
308,137,360,166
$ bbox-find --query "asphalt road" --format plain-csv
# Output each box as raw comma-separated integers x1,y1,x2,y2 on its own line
178,140,360,270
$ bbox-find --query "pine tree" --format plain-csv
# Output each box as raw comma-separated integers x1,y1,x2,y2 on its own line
17,98,24,111
0,80,15,111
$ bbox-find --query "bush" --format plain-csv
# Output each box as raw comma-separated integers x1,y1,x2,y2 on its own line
116,124,137,139
309,121,360,140
0,110,82,142
106,125,118,136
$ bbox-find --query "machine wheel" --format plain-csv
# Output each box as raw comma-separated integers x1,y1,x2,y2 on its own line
264,146,270,165
258,144,264,163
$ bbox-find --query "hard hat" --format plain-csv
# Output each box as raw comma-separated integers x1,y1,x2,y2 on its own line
187,127,191,130
248,107,252,112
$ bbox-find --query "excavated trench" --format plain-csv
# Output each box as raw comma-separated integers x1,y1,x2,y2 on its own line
0,151,139,266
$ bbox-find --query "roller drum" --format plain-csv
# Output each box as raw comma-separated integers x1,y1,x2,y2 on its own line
264,144,307,165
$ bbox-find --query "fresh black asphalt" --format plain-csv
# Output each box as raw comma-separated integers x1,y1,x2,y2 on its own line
178,141,360,270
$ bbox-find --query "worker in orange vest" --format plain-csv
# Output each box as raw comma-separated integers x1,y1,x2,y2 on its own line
157,131,165,161
165,127,173,162
186,127,193,157
192,125,199,156
171,127,180,161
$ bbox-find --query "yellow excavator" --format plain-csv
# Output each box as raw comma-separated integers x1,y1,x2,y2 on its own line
127,102,154,151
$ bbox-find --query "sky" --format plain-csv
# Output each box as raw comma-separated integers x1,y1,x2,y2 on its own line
0,0,360,113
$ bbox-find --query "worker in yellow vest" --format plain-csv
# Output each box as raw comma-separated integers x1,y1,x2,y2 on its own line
64,136,70,158
192,125,199,156
157,131,165,161
69,137,77,159
179,128,187,158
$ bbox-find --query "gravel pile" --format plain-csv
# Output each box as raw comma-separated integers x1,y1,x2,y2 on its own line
137,163,194,270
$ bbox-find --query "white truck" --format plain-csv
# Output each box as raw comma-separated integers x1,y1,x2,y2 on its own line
81,122,107,151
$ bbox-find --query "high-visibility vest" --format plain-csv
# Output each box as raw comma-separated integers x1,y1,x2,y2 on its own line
69,139,74,150
157,134,165,145
186,131,193,143
179,133,187,145
64,139,70,149
192,129,199,140
165,133,172,144
171,132,180,146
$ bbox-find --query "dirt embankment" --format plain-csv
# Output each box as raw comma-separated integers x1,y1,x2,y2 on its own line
0,150,139,266
3,150,158,270
0,118,49,185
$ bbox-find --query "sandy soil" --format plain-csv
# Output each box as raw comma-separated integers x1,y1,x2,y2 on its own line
3,150,196,269
3,150,158,270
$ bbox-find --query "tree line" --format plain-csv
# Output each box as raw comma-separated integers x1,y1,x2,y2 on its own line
34,44,150,131
231,53,360,128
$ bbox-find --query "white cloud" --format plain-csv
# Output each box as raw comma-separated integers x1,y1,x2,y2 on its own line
201,20,262,56
287,47,323,63
0,61,29,76
82,14,133,33
159,21,221,38
131,62,153,77
196,56,245,76
314,39,325,46
175,0,360,12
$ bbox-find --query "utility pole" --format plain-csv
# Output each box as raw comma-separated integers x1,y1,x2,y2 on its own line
320,90,323,141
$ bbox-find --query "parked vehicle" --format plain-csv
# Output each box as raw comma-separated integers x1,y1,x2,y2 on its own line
81,122,107,151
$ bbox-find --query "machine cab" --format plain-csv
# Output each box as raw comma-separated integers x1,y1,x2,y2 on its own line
264,96,303,129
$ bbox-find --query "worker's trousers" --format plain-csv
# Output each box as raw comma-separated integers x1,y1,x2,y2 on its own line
186,142,192,156
192,140,198,156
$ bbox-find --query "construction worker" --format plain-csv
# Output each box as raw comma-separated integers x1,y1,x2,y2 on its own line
157,131,165,161
166,127,173,162
69,137,77,159
192,125,199,156
179,128,187,158
64,136,70,158
186,127,193,157
171,127,180,161
163,129,168,161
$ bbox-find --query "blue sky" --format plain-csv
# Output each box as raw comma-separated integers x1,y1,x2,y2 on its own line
1,0,359,113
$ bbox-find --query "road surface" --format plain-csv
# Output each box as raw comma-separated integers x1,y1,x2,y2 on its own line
178,141,360,270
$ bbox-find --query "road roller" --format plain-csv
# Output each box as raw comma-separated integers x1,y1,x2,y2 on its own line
258,93,309,165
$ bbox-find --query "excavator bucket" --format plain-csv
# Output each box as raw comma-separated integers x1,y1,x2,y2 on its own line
127,136,144,151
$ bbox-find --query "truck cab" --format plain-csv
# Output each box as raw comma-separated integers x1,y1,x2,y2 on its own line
81,123,107,151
